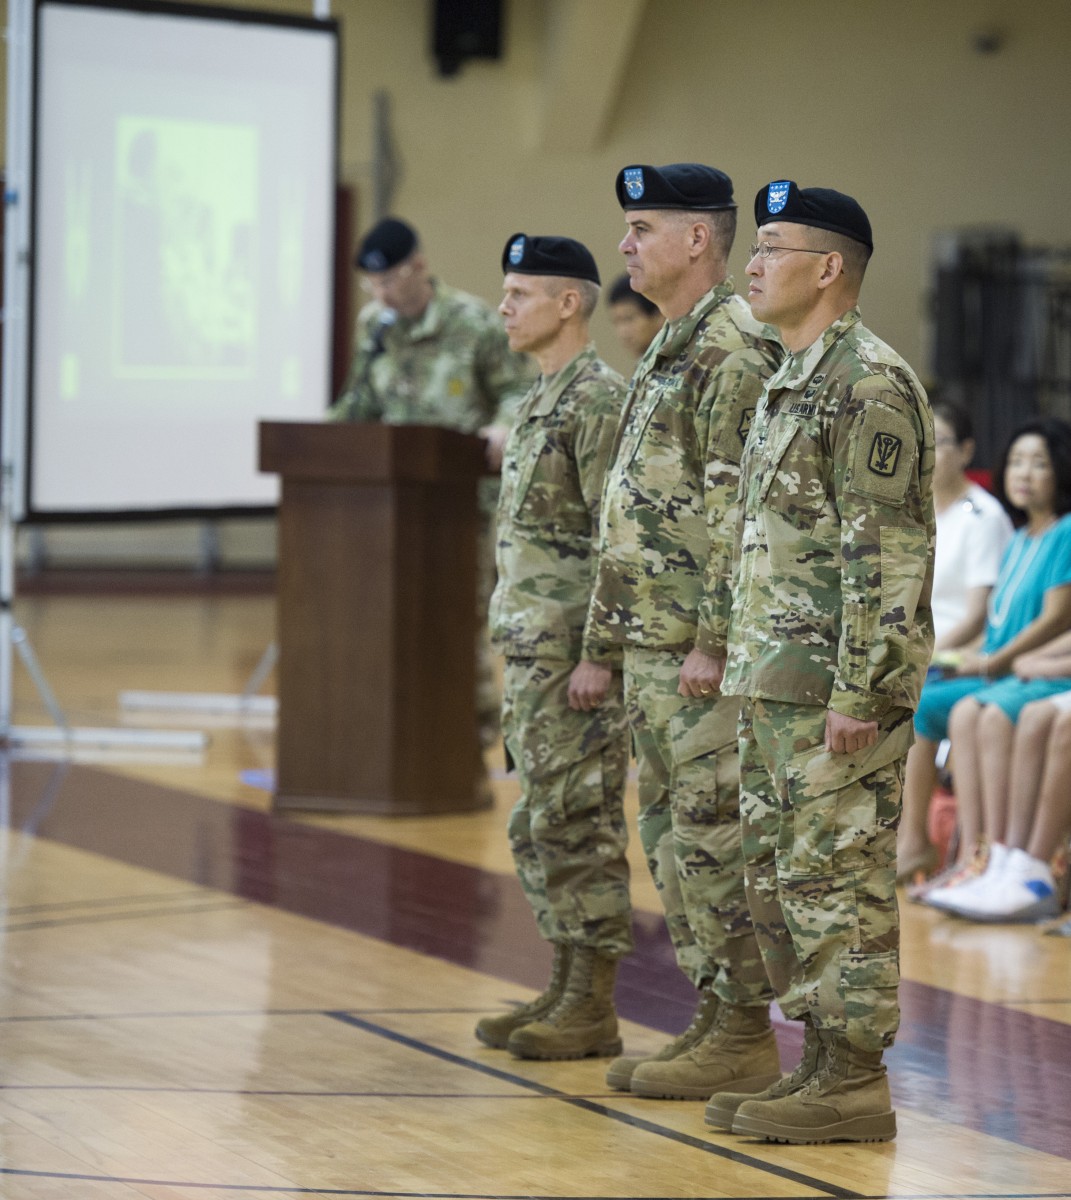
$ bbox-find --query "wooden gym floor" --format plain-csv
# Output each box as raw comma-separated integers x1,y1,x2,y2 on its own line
1,586,1069,1199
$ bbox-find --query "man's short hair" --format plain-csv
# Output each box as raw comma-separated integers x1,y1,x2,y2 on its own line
545,275,600,320
672,208,737,261
803,226,872,283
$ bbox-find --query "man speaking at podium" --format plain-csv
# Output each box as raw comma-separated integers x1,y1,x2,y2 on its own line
329,217,532,750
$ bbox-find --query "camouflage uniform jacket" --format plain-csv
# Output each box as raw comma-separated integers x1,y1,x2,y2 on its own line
721,308,936,720
328,281,532,431
584,280,782,655
490,345,627,664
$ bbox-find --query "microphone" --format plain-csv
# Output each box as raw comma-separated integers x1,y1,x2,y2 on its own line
369,308,397,356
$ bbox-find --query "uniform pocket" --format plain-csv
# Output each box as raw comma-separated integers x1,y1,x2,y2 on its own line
667,698,741,824
782,720,913,876
510,436,588,530
761,422,827,533
668,697,739,768
841,948,900,1049
622,385,693,500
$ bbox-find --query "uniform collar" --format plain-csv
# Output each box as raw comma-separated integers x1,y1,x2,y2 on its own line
529,343,597,414
770,306,862,390
650,278,736,362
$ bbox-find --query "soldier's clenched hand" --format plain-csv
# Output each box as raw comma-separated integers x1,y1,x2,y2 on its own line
568,660,613,711
825,710,878,754
678,647,724,699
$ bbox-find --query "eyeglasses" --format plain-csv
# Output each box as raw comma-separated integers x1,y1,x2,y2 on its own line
748,241,831,260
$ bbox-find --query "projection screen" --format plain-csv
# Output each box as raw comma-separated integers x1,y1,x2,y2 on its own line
28,0,338,517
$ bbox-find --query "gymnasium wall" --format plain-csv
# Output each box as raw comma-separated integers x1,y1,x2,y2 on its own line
4,0,1068,564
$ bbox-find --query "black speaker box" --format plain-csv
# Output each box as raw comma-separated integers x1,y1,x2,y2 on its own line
432,0,503,77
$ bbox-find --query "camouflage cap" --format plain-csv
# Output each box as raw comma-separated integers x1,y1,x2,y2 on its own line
501,233,600,285
356,217,418,272
616,163,735,211
755,181,873,250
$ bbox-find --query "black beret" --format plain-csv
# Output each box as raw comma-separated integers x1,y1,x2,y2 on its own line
355,217,418,272
754,181,873,251
616,163,735,211
502,233,600,285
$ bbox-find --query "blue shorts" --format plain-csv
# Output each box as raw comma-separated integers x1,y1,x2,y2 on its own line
914,674,1071,742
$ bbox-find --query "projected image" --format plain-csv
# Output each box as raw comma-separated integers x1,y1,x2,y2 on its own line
113,117,258,377
32,0,336,514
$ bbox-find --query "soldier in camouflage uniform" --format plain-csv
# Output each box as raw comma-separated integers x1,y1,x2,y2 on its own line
706,182,935,1144
328,218,532,751
584,164,783,1100
473,234,632,1061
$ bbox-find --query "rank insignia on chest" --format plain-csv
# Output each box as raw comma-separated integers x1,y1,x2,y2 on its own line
868,431,903,476
737,407,754,445
787,402,816,417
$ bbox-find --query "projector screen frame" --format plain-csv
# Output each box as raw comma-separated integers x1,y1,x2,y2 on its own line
24,0,341,523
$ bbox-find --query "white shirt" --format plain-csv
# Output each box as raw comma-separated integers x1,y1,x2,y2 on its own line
932,482,1014,644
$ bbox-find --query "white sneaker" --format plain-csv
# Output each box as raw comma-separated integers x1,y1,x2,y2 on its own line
928,843,1009,913
950,849,1059,923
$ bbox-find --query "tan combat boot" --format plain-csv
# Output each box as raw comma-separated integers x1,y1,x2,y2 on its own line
705,1016,821,1130
731,1031,896,1143
629,1002,781,1100
506,947,622,1060
605,987,720,1091
475,943,572,1049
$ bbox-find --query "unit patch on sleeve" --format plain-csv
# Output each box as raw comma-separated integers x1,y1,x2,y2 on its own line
849,404,917,506
868,431,902,477
737,407,754,446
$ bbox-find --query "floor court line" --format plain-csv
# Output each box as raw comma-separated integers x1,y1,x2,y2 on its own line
328,1011,865,1200
7,761,1071,1163
3,887,215,914
4,898,250,931
0,1176,1069,1200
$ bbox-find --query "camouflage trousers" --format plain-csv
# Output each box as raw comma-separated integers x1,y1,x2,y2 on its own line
738,699,915,1051
623,647,771,1005
502,657,633,956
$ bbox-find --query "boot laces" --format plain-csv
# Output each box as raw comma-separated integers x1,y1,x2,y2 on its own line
681,992,720,1038
798,1036,837,1096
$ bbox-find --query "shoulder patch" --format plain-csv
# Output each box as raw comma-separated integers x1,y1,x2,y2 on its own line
867,430,902,477
849,404,917,507
711,372,768,466
737,406,754,446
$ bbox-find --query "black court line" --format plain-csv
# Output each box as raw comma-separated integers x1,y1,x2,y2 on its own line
328,1011,863,1200
0,1084,631,1097
3,887,212,914
4,897,248,931
3,1166,1068,1200
0,1005,489,1024
7,761,1070,1162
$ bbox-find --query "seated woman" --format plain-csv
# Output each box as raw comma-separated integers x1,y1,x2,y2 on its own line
897,416,1071,884
924,634,1071,920
929,401,1013,655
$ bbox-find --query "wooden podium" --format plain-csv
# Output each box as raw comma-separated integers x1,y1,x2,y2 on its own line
259,421,490,815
